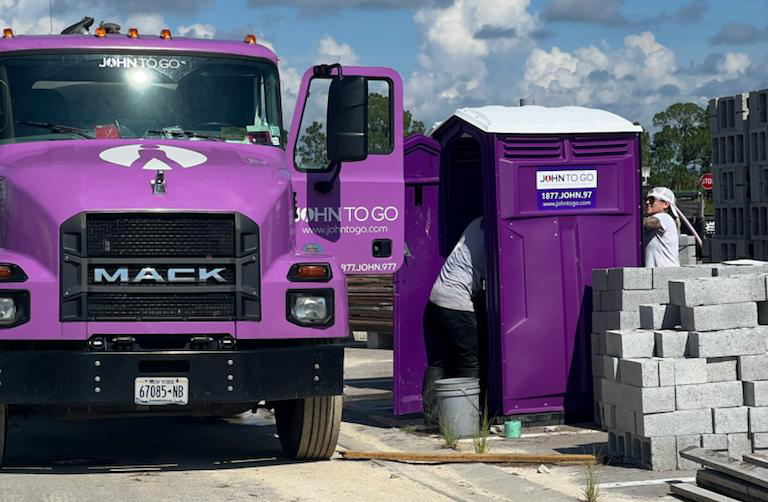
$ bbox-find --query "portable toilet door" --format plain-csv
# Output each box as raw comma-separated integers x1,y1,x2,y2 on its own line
394,105,644,420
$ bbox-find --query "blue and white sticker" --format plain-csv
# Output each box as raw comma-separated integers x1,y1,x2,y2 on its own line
536,169,597,210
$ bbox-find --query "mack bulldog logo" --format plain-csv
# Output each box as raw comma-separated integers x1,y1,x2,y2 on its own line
94,267,227,283
99,144,207,171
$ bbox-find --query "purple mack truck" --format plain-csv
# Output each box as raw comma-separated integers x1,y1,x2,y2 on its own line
0,18,408,463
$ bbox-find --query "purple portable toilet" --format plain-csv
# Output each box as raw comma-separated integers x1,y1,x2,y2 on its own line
394,105,643,420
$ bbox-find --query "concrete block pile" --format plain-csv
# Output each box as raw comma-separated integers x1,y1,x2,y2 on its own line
678,235,696,265
591,263,768,471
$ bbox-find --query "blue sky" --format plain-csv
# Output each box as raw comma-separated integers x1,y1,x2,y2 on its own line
2,0,767,129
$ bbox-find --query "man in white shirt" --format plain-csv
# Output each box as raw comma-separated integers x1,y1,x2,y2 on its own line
644,187,680,267
422,217,485,421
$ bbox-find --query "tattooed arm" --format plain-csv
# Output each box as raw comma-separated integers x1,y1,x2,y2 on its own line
643,216,663,230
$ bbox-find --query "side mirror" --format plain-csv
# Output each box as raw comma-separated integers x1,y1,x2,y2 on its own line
326,76,368,164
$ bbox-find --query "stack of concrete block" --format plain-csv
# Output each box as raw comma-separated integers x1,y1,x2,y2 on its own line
678,235,696,265
709,93,751,261
591,264,768,471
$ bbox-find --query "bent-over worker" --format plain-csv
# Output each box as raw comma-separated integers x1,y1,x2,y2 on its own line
422,217,485,421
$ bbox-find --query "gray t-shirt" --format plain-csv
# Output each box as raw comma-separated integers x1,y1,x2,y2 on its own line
645,212,680,267
429,217,485,312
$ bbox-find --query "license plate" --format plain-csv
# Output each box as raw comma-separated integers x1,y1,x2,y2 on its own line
134,377,189,405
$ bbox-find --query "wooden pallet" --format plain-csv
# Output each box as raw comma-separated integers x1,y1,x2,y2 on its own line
347,274,394,334
672,447,768,502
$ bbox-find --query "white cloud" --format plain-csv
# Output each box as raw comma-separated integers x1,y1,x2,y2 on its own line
177,23,216,39
406,0,537,122
316,35,359,65
124,14,167,35
518,31,752,125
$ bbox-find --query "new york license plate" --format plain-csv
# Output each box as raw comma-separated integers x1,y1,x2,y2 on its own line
134,377,189,405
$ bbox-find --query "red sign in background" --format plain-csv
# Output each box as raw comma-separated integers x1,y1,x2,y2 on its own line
700,173,713,190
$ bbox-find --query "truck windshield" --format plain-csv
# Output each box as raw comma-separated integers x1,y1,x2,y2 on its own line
0,53,282,145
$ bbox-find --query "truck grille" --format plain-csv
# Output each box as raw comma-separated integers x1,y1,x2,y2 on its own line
87,293,235,321
86,214,235,257
61,212,260,322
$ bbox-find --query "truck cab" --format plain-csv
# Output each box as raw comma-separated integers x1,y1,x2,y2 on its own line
0,22,404,463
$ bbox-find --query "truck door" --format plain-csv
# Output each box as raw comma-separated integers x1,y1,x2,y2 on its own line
287,66,405,275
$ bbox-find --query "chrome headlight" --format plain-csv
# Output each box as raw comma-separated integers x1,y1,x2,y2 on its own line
287,289,334,327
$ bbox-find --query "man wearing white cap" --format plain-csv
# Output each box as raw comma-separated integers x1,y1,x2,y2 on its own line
644,187,680,267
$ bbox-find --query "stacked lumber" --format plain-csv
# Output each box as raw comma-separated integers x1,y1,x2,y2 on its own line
671,447,768,501
346,274,394,333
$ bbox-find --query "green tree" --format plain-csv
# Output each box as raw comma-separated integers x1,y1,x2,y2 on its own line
297,93,426,166
296,120,328,168
404,110,426,136
648,102,711,191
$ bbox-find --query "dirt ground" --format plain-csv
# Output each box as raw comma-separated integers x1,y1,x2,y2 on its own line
0,348,692,502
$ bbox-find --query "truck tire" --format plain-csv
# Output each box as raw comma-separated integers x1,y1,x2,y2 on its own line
0,404,6,467
274,395,342,460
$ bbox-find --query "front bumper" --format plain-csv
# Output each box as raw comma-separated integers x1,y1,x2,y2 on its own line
0,344,343,405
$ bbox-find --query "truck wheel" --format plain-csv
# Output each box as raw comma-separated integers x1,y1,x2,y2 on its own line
274,395,342,460
0,404,6,467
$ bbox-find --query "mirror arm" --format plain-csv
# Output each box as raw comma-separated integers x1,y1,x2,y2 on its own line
313,63,344,80
314,162,342,194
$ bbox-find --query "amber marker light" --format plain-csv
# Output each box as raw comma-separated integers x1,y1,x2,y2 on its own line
95,27,107,38
296,265,330,279
3,28,13,39
128,28,139,39
0,266,11,279
244,34,257,44
160,29,172,40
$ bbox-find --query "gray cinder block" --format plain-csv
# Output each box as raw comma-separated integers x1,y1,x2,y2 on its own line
728,433,752,460
652,267,715,289
658,360,675,387
592,290,602,312
681,302,758,331
702,433,728,451
676,381,744,410
608,267,653,290
749,407,768,432
706,358,738,382
603,355,619,381
602,290,669,313
591,332,605,356
738,354,768,381
618,358,659,387
640,435,677,471
592,311,641,333
674,359,708,386
592,354,603,378
640,304,681,330
637,409,713,437
751,432,768,449
593,376,604,401
605,329,655,358
745,381,768,406
687,328,768,358
604,381,675,414
758,301,768,324
669,275,768,306
677,435,702,470
592,269,609,291
615,406,636,434
714,407,749,433
655,330,689,358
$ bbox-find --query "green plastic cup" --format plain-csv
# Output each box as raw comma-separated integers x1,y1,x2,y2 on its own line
504,419,522,439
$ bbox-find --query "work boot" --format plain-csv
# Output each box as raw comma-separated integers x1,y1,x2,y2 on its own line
422,366,444,427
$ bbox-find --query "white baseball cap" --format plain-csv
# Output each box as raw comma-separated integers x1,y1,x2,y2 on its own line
647,186,676,205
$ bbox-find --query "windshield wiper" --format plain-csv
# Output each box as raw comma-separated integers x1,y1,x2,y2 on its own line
16,121,94,139
145,129,223,142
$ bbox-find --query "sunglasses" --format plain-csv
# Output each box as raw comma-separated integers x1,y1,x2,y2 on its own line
645,197,661,204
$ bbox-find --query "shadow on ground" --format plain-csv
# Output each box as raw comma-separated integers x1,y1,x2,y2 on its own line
1,412,304,474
